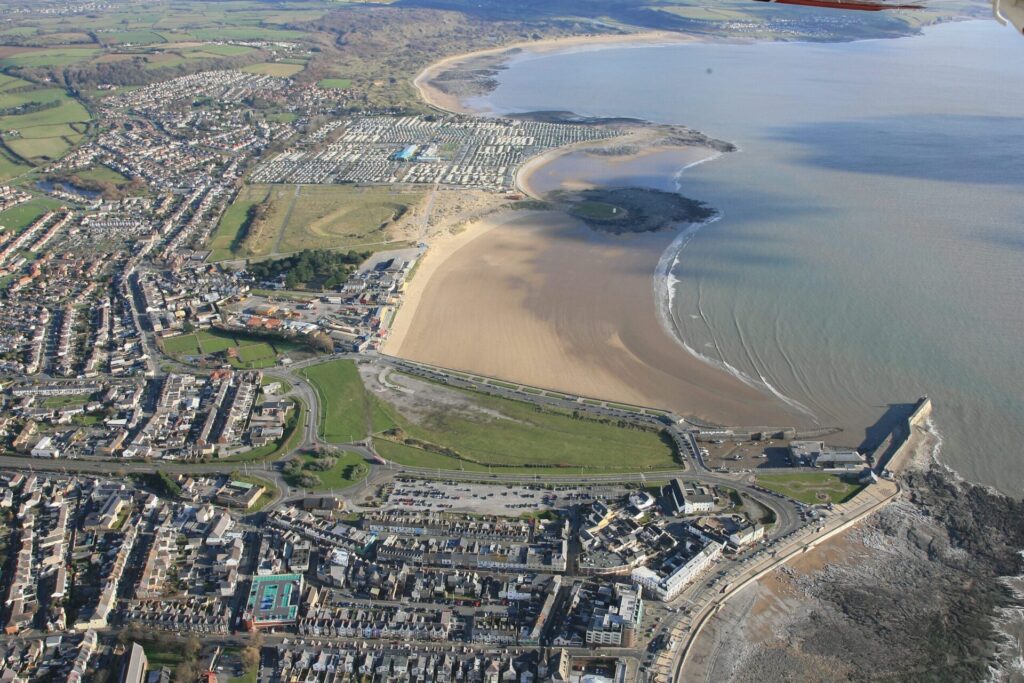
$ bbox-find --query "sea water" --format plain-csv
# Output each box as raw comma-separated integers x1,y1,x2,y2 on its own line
473,21,1024,495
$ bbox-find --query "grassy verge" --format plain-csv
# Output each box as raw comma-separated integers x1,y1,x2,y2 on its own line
299,359,392,443
755,471,863,505
285,451,369,492
373,381,676,472
261,373,292,394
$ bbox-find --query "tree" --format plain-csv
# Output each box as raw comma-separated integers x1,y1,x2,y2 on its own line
297,474,321,488
241,644,260,672
182,635,201,660
172,660,198,683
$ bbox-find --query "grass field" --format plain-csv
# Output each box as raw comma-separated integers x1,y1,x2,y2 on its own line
142,643,185,670
0,27,38,38
287,451,369,491
7,135,79,162
189,27,306,42
0,151,30,182
265,112,298,123
228,184,423,259
0,86,90,163
0,75,32,92
318,78,353,89
73,165,129,184
299,360,386,443
199,43,257,57
42,394,90,409
242,62,305,77
98,30,167,45
162,328,306,368
372,378,677,472
0,198,63,233
207,185,269,261
0,48,100,68
755,471,864,505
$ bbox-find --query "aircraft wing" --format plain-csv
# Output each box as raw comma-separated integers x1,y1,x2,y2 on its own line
754,0,1022,34
751,0,922,11
993,0,1024,33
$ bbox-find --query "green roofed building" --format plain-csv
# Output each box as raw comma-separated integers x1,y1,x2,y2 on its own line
242,573,303,631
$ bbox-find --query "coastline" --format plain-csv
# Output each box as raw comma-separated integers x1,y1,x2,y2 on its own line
385,200,807,427
393,26,1024,680
394,34,813,428
413,30,698,116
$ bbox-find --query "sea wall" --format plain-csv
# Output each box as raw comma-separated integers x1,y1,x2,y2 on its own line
873,396,933,474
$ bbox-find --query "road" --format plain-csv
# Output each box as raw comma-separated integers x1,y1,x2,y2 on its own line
8,336,898,683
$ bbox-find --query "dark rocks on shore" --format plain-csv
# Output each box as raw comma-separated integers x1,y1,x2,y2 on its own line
738,465,1024,683
552,187,716,234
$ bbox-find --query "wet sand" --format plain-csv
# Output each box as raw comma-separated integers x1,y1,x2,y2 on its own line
386,206,805,426
393,36,808,426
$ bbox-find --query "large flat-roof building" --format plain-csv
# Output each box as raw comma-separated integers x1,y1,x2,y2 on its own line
242,573,304,631
215,480,265,509
788,441,866,469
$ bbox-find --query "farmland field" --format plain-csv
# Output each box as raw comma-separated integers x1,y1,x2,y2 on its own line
0,48,100,68
7,136,78,162
0,150,30,182
97,30,167,46
188,27,306,42
0,86,91,163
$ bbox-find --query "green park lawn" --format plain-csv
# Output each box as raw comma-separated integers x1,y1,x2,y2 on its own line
755,471,864,505
161,329,304,368
302,359,677,471
299,359,385,443
287,451,369,492
368,375,678,472
318,78,352,89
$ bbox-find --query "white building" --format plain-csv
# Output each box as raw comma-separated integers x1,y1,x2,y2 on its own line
31,435,60,458
631,541,723,601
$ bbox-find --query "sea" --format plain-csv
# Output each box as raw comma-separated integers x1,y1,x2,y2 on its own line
469,20,1024,496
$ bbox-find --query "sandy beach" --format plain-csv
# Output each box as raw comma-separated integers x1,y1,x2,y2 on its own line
413,30,697,115
386,205,806,426
390,32,809,427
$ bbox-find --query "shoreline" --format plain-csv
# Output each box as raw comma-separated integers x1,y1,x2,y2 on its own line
385,199,808,427
413,30,698,116
394,35,814,428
